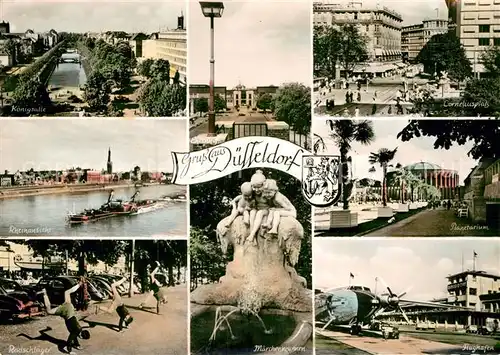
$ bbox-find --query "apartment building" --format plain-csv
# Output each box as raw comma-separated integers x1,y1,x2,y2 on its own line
402,19,448,61
446,0,500,75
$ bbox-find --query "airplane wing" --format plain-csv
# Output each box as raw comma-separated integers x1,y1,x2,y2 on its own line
399,299,470,309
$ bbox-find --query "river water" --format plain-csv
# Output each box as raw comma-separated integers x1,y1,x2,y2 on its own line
0,185,187,237
48,51,87,88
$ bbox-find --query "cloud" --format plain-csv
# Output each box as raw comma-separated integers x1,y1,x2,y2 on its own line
313,119,479,185
0,119,187,172
314,239,500,302
189,1,311,87
4,1,184,33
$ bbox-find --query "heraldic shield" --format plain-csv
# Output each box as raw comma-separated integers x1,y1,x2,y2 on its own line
302,155,342,207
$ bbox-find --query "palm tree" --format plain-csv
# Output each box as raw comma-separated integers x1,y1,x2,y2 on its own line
313,133,326,154
369,147,398,207
327,120,375,210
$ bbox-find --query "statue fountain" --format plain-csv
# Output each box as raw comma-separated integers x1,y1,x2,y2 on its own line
191,170,313,354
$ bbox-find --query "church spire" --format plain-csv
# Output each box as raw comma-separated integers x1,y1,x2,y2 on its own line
106,147,113,174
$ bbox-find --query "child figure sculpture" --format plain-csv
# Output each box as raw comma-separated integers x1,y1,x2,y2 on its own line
224,182,254,243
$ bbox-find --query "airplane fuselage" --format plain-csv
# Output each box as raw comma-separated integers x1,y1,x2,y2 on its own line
316,288,380,326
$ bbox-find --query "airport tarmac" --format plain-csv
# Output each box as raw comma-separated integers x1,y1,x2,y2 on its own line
316,329,459,354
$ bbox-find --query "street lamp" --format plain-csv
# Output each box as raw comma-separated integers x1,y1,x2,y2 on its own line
200,1,224,136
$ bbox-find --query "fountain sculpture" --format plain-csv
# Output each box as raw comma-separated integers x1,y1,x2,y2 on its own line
191,170,312,352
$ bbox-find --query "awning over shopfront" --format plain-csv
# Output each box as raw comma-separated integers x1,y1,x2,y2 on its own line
375,48,383,56
14,261,66,270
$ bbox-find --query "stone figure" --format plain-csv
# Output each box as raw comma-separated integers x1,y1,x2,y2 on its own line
192,170,311,313
222,182,254,242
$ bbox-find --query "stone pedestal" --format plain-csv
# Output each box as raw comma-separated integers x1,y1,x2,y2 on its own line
377,206,394,218
329,210,358,228
397,203,409,212
191,216,311,313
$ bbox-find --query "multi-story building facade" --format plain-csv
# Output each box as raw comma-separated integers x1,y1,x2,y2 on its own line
142,15,186,84
402,19,448,62
446,0,500,76
313,1,403,76
447,270,500,310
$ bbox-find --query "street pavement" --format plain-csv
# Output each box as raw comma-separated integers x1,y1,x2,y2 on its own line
316,330,456,354
0,284,187,355
365,208,498,237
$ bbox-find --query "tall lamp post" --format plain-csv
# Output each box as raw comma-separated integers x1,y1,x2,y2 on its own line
200,1,224,136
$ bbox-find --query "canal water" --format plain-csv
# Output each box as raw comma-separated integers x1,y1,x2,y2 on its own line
48,52,87,88
0,185,187,237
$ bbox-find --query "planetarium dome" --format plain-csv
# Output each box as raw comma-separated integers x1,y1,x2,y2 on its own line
404,162,442,171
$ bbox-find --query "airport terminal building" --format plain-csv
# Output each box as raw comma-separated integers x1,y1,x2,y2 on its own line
380,270,500,327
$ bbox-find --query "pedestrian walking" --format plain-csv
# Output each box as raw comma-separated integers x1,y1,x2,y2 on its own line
345,91,350,104
357,91,361,102
354,107,360,117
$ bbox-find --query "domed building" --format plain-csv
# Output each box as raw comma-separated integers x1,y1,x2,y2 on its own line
400,161,459,200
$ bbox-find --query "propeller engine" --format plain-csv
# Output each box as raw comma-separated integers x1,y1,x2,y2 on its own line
374,277,412,324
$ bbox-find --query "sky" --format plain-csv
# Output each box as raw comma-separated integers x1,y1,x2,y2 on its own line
314,239,500,301
189,0,311,88
313,119,480,185
0,119,187,172
1,0,185,33
328,0,449,25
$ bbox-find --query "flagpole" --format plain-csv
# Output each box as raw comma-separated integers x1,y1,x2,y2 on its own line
349,273,351,287
461,252,464,272
473,251,476,272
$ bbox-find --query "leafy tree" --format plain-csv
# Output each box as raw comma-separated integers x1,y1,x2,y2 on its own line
22,240,128,276
314,24,368,79
273,82,311,134
256,93,273,111
138,79,186,116
193,97,209,114
83,70,111,112
314,26,339,79
149,59,171,82
481,46,500,76
141,172,150,182
173,70,180,85
416,32,472,81
134,240,187,290
84,36,96,50
214,94,226,112
326,120,375,210
137,58,155,78
11,78,51,114
398,120,500,160
190,227,228,290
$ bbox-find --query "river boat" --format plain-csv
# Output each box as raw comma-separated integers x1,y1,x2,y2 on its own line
67,190,137,224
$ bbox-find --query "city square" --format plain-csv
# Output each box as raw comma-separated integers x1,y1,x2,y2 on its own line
0,2,186,117
313,0,500,117
189,1,311,150
313,118,500,236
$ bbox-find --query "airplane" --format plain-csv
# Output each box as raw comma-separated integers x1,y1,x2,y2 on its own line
315,277,468,337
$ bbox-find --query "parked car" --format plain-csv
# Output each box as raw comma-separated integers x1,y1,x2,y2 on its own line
66,276,105,302
34,276,81,306
0,285,43,321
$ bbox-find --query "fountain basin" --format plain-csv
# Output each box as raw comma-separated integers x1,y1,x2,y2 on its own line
191,304,313,355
